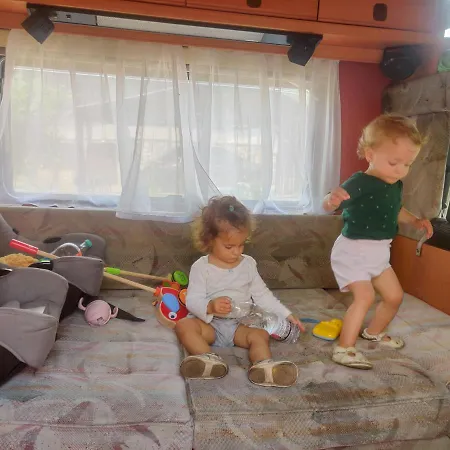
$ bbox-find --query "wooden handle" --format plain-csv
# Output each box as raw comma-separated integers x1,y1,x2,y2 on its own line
117,270,167,282
35,249,156,293
101,272,156,293
36,249,57,259
105,267,168,282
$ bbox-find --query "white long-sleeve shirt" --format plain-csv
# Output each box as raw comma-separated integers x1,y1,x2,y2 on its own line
186,255,292,323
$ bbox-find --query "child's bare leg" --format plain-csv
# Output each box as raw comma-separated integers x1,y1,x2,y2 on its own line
233,325,271,363
339,281,375,348
176,318,228,379
175,317,215,354
366,267,403,339
332,281,375,369
234,325,297,387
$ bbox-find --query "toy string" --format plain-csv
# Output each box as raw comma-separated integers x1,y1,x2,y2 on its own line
299,318,321,324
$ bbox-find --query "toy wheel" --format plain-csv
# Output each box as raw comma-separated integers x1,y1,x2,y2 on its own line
172,270,189,287
179,289,187,306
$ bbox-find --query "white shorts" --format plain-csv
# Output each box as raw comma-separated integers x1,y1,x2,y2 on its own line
331,235,392,292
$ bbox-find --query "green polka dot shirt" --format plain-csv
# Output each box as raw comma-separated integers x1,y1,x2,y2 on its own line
339,172,403,240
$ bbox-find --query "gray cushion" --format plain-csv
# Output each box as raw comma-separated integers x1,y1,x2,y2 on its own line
186,290,450,449
0,290,192,449
0,268,68,367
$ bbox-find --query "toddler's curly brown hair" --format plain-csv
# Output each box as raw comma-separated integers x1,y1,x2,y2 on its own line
192,196,255,253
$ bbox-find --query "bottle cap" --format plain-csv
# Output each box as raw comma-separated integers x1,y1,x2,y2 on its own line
83,239,93,248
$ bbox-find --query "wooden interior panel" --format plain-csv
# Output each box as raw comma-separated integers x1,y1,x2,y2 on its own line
0,0,441,66
19,23,379,62
2,0,438,44
319,0,439,33
0,11,27,28
391,235,450,315
186,0,318,20
0,0,26,13
124,0,186,5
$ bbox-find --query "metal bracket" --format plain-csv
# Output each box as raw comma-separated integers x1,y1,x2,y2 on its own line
415,233,428,256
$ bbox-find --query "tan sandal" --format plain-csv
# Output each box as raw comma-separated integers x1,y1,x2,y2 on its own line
248,359,298,387
180,353,228,379
361,329,405,349
332,346,373,370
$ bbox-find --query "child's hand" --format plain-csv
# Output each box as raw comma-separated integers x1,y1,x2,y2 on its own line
287,314,305,333
327,187,350,210
413,218,433,239
210,296,232,315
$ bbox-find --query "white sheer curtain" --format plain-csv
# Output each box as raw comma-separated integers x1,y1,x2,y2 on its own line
0,30,214,219
0,30,340,220
187,48,340,214
0,31,122,208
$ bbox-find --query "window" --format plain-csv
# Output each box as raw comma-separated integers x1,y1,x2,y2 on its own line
0,31,340,220
8,67,120,203
0,53,5,103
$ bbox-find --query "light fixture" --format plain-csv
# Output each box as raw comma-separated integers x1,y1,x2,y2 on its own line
379,46,421,81
26,4,323,66
21,7,55,44
287,34,323,66
96,16,267,43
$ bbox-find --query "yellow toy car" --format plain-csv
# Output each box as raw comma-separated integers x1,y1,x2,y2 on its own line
312,319,343,341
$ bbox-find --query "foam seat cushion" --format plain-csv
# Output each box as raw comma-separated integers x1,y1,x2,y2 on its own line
0,291,193,450
1,289,450,449
186,290,450,450
0,268,68,384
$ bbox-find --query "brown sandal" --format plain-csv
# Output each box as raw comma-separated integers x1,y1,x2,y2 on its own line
332,346,373,370
180,353,228,379
248,359,298,387
361,329,405,349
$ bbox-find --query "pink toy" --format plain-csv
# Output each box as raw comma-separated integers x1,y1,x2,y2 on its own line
78,298,118,326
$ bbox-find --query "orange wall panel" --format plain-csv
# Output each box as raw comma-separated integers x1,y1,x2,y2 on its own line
186,0,318,20
391,236,450,315
319,0,439,33
339,61,391,182
130,0,186,4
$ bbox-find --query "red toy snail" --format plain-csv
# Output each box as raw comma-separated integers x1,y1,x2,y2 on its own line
152,272,189,329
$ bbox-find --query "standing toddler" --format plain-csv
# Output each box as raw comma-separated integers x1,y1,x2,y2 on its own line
323,114,433,369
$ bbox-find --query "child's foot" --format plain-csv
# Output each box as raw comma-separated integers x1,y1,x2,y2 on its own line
332,346,373,370
180,353,228,379
361,329,405,349
248,359,298,387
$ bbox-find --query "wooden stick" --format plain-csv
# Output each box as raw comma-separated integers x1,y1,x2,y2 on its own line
98,271,156,293
9,240,156,294
105,267,168,282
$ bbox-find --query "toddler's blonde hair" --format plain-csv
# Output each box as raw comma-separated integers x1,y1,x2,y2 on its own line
357,114,425,159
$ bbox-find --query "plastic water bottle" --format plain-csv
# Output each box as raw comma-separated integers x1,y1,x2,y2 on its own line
51,243,80,257
51,239,92,257
77,239,92,256
233,303,300,344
